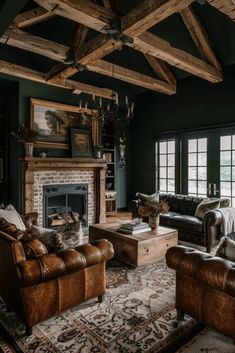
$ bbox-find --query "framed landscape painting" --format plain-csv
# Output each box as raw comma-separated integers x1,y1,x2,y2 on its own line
30,98,98,149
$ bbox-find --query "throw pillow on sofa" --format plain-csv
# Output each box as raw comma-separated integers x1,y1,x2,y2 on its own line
215,235,235,262
31,225,63,252
56,222,83,251
195,199,220,219
0,208,26,231
136,192,159,204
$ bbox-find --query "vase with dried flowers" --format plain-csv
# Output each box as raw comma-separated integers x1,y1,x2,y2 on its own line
138,199,169,231
11,124,38,157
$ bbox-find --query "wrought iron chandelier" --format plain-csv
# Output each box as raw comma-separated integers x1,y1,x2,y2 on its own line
78,43,135,124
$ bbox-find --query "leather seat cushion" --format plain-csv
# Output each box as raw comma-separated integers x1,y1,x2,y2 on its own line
160,212,203,232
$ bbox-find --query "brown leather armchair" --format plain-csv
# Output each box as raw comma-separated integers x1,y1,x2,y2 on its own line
166,245,235,339
0,218,114,335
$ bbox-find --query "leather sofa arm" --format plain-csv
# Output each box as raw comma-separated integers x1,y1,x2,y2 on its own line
202,209,223,229
166,245,235,296
18,239,114,287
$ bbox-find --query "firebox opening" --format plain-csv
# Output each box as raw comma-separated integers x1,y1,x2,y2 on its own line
43,184,88,230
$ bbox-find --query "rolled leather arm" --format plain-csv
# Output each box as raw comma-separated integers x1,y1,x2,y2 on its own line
203,209,223,230
18,239,114,287
166,245,235,296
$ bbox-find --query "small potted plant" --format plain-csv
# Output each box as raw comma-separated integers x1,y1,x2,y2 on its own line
138,199,169,231
11,124,39,156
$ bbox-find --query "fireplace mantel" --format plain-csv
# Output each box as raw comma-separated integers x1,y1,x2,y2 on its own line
22,157,107,169
21,157,107,224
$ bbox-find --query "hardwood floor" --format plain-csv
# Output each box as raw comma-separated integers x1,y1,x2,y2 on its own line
105,211,132,223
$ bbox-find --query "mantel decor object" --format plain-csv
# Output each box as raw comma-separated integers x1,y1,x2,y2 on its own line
70,128,93,158
11,124,38,157
25,143,34,157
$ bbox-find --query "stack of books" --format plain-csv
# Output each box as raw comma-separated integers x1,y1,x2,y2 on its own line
119,221,151,234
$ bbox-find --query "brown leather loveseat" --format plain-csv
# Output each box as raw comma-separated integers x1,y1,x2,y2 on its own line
0,213,114,335
166,245,235,339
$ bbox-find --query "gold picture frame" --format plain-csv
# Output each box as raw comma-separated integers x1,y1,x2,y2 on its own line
30,98,98,149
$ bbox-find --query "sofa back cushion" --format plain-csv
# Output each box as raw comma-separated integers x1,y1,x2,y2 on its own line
159,193,206,216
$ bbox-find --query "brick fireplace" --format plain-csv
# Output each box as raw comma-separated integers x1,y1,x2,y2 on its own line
21,157,107,226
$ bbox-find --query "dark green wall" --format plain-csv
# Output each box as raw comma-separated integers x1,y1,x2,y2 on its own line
128,64,235,200
0,73,127,210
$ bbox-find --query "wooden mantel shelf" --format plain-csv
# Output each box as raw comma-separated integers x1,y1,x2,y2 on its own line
21,157,107,169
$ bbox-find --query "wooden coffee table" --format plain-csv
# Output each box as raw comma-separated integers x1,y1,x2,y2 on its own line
89,222,178,267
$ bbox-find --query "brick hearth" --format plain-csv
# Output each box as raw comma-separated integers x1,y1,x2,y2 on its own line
21,157,107,226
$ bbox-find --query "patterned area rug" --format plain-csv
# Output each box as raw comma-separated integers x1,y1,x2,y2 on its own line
0,260,226,353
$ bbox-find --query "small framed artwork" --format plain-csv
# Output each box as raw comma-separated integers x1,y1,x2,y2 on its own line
71,129,93,157
0,159,3,179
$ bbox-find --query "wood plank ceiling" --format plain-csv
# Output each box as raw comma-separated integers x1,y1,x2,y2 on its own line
0,0,234,100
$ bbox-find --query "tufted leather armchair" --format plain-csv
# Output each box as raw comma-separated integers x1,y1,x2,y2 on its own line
0,215,114,335
166,245,235,339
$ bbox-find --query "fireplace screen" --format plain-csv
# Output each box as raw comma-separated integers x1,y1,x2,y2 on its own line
43,184,88,229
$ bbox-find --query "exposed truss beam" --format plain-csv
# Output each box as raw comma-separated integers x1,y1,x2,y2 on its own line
180,5,222,71
0,26,175,94
13,7,56,29
144,54,176,85
57,0,195,80
121,0,194,37
0,60,115,99
0,0,29,37
34,0,116,33
73,24,89,48
47,23,89,81
86,59,176,94
2,23,222,86
130,32,223,83
208,0,235,21
1,26,68,62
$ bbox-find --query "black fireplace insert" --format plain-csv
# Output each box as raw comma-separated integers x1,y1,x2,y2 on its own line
43,184,88,229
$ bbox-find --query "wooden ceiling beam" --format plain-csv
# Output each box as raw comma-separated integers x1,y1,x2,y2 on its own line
180,5,222,71
47,23,89,81
75,35,122,65
121,0,194,37
0,0,29,37
34,0,116,33
13,7,56,29
1,26,68,62
130,32,223,83
0,60,115,99
65,0,195,77
86,59,176,94
144,54,176,85
208,0,235,21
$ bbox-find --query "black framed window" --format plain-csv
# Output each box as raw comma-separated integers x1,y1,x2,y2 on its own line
187,138,207,197
220,135,235,206
156,139,176,193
